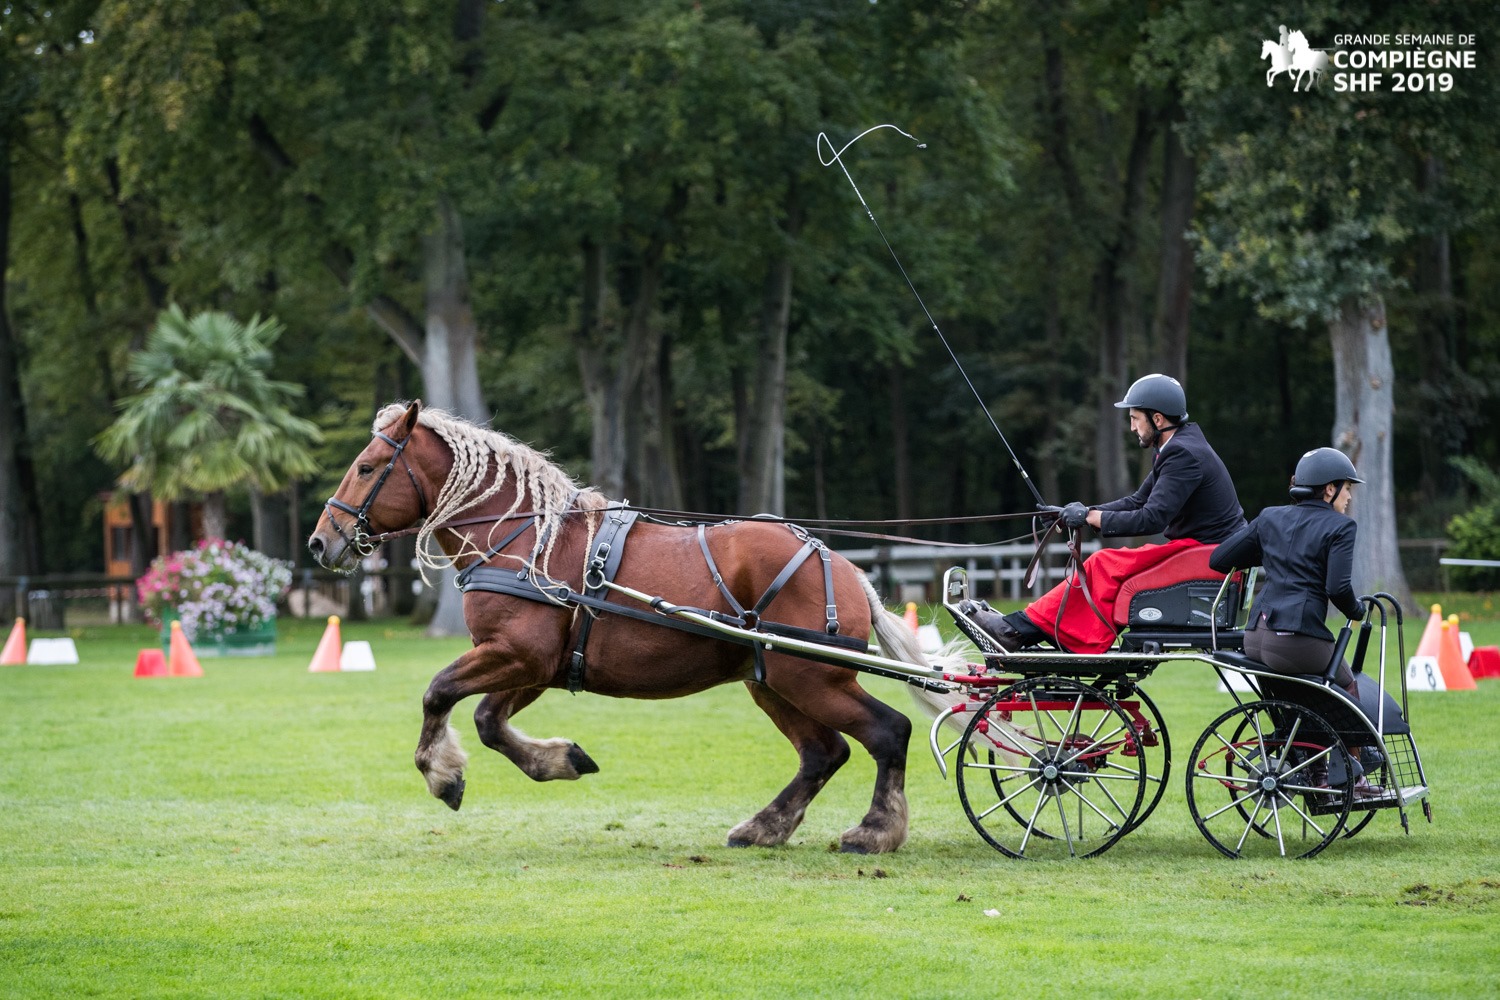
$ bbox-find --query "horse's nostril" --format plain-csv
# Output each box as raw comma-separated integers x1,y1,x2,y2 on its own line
308,536,325,555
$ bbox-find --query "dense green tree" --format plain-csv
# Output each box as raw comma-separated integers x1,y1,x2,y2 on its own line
1144,0,1500,606
5,0,1500,614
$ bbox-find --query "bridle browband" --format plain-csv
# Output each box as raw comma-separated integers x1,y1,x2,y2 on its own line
323,430,429,558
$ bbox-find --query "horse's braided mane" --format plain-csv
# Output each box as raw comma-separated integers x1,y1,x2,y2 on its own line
373,402,607,585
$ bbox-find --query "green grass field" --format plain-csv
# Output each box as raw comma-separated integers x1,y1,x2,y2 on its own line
2,611,1497,999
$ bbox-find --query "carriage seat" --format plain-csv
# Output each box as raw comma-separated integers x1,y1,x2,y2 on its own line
1113,546,1240,629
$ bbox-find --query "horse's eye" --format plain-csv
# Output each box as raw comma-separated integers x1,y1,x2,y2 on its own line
358,464,373,476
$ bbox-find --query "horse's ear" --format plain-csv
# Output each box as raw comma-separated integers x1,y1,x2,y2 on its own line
393,399,422,441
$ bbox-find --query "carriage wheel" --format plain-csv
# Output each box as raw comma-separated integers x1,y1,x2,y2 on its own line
1224,713,1378,844
956,677,1145,860
1122,686,1170,833
1186,700,1352,859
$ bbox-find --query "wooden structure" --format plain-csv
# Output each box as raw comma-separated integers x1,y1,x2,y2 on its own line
99,493,201,577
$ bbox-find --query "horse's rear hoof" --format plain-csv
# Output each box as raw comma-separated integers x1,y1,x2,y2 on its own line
568,744,600,776
439,776,466,811
839,842,872,855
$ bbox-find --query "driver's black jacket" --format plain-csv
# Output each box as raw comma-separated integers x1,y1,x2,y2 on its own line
1093,422,1245,543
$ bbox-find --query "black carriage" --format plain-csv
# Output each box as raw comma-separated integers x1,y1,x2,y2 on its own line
928,553,1431,861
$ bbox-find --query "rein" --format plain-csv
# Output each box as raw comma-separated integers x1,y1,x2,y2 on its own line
324,427,1057,566
356,503,1052,551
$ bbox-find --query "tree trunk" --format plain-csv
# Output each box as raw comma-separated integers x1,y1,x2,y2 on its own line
250,487,290,559
576,239,628,498
250,485,267,553
1414,155,1455,500
631,330,682,508
104,159,169,312
1151,112,1196,379
576,184,687,506
345,562,369,622
1330,297,1414,611
286,481,302,568
1093,104,1155,507
202,492,228,541
1036,246,1064,506
169,501,193,551
420,198,487,421
738,216,797,516
419,197,487,637
0,131,45,579
387,532,417,616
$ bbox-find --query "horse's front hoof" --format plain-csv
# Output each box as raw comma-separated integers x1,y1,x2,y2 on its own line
838,841,872,855
567,743,600,776
438,776,466,811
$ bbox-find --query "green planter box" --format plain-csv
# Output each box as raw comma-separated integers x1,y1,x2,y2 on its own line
159,610,278,658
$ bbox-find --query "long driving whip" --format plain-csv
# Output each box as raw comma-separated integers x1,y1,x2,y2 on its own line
817,125,1047,508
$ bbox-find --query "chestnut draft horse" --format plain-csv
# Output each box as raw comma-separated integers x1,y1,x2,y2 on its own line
308,401,929,853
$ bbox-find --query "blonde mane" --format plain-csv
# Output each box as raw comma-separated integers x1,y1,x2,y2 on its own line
373,403,607,583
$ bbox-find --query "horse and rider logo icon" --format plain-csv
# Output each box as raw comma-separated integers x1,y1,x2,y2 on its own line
1262,25,1329,91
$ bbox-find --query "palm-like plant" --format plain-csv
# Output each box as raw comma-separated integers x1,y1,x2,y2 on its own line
96,306,322,539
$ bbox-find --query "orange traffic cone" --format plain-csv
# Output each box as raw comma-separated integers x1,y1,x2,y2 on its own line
168,621,204,678
1,618,25,665
1413,604,1443,658
904,602,920,634
1439,616,1477,690
133,648,169,678
308,615,342,672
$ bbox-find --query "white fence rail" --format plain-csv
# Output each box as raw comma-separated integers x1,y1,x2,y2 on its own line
836,540,1101,604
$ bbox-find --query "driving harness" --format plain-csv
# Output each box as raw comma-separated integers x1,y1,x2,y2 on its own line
456,504,865,693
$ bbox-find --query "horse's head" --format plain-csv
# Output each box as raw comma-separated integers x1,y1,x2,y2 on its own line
1261,40,1277,58
308,400,433,570
1288,30,1307,51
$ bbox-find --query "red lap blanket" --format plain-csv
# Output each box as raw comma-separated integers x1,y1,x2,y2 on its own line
1024,538,1208,653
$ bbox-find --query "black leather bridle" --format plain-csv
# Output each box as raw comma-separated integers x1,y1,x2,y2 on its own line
323,431,429,558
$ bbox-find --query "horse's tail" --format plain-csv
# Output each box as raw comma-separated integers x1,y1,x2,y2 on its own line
858,574,974,730
859,572,927,669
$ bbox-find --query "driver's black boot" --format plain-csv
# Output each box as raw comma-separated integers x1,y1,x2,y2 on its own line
959,601,1026,653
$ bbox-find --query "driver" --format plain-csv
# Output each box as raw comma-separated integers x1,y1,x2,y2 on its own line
964,374,1246,653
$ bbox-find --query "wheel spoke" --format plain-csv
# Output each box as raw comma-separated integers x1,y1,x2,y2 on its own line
1201,784,1261,823
1282,714,1304,751
981,772,1047,817
1101,757,1162,783
1268,792,1287,856
962,759,1037,775
1281,743,1334,780
1248,711,1274,773
1234,798,1264,854
1282,790,1334,835
1090,771,1129,818
1210,729,1260,772
1052,784,1077,857
1016,787,1049,855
